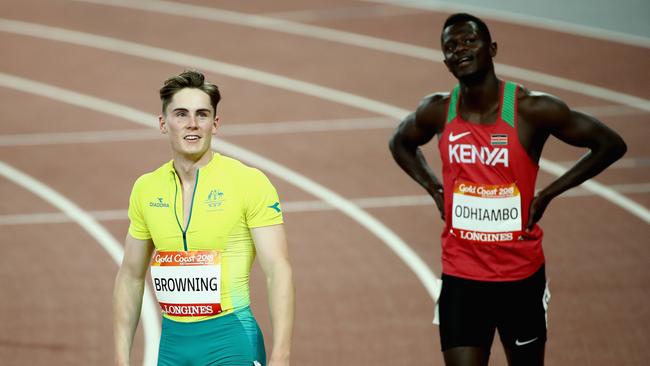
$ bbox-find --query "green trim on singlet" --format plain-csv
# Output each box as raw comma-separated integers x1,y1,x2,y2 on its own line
172,169,200,252
446,84,460,123
447,81,517,126
501,81,517,128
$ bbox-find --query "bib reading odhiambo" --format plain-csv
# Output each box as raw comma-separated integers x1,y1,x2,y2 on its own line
451,181,522,243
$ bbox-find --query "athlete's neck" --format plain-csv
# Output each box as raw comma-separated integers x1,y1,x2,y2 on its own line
458,73,501,118
172,150,213,185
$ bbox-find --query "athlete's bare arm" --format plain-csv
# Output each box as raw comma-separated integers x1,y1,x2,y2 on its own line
389,93,449,219
251,224,294,366
113,234,155,366
517,89,627,230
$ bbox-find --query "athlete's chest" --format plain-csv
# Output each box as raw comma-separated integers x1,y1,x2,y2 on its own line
440,119,515,169
142,174,245,249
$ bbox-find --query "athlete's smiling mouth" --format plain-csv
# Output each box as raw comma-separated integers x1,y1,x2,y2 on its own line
457,55,473,66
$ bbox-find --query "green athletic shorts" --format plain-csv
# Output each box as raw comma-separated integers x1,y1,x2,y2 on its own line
157,306,266,366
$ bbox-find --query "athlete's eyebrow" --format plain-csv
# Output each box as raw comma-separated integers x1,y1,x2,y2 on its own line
170,108,209,117
170,107,211,113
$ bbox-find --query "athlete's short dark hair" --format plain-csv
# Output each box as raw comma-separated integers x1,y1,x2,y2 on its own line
442,13,492,44
159,70,221,115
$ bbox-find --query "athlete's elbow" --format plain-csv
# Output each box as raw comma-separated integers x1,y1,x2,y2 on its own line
276,260,293,282
388,131,412,159
388,134,399,155
599,134,627,163
611,136,627,160
267,256,293,277
266,261,293,290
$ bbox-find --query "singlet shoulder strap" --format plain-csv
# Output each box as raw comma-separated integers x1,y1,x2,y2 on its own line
500,80,518,128
446,84,460,123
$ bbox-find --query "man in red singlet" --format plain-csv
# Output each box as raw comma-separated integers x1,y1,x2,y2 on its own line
389,13,626,366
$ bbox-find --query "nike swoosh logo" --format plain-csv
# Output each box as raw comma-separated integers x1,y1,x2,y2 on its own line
515,337,538,346
448,131,471,142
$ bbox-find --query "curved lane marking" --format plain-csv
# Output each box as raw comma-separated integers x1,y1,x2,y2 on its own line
73,0,650,111
365,0,650,48
0,72,441,302
1,8,644,364
0,160,160,366
0,20,647,224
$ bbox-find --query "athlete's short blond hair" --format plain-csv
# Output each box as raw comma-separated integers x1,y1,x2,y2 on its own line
159,70,221,115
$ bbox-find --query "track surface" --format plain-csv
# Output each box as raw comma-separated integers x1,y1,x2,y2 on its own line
0,1,648,365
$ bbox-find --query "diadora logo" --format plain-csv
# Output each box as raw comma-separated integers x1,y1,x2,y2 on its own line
267,202,281,213
449,144,509,167
149,197,170,208
205,189,225,210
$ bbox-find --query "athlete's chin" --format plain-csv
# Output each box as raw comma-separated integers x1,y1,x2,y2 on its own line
451,67,472,78
174,143,211,159
455,70,487,86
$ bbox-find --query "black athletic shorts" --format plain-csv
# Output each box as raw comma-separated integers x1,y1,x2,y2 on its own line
438,265,549,351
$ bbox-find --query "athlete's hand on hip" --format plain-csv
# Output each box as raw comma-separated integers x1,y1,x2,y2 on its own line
526,194,550,231
431,187,445,221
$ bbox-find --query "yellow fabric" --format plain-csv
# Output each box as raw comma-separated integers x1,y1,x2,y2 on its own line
128,153,283,322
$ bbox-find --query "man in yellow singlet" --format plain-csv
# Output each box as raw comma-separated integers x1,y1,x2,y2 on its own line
113,70,294,366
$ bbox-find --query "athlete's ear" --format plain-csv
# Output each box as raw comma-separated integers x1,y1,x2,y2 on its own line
443,57,453,72
212,115,220,135
490,42,498,57
159,115,168,134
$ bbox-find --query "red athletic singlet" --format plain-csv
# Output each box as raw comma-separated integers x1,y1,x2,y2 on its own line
438,81,544,281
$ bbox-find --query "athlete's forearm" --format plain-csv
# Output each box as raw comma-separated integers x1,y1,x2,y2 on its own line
538,139,627,202
266,261,295,363
537,108,627,202
113,269,146,366
389,138,443,195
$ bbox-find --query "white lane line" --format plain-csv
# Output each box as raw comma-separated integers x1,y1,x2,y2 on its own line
72,0,650,111
0,74,441,303
0,129,160,146
364,0,650,48
264,4,421,22
0,102,644,147
0,13,647,287
0,211,83,225
574,104,649,118
1,104,644,147
539,159,649,223
0,15,647,300
558,157,650,169
0,117,395,146
4,183,649,225
560,183,650,197
221,116,396,134
0,19,406,117
0,210,129,225
0,209,130,225
0,25,646,227
0,161,161,366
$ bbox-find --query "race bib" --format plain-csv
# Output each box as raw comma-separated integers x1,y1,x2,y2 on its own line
451,181,522,243
150,250,222,317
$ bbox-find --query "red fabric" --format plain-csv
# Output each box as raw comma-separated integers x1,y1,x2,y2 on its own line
438,83,545,281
